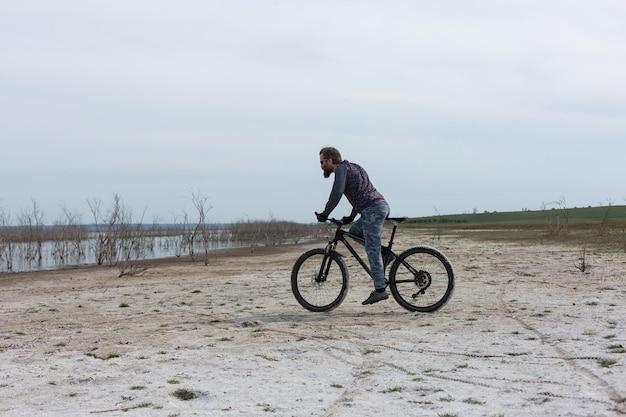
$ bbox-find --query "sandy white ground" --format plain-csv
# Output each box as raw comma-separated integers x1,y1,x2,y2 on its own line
1,230,624,417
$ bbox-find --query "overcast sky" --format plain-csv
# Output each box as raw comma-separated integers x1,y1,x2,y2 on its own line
1,1,625,224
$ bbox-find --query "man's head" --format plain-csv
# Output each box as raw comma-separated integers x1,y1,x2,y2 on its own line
319,147,342,178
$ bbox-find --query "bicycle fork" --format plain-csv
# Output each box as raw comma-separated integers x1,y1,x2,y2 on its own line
316,242,337,283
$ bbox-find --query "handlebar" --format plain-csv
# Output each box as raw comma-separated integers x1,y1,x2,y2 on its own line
315,213,409,227
326,218,344,227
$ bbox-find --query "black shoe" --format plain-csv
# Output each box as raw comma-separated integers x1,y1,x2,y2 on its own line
362,291,389,305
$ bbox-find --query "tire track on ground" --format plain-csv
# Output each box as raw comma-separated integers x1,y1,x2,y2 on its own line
498,277,625,412
362,342,615,407
263,320,613,413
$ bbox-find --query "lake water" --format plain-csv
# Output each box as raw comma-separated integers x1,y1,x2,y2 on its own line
0,235,245,273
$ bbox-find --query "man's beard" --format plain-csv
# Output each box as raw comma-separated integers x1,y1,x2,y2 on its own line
323,166,333,178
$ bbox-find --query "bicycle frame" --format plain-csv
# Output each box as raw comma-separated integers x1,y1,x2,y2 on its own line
321,218,403,281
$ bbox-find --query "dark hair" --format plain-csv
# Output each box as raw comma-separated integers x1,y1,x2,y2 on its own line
319,147,343,164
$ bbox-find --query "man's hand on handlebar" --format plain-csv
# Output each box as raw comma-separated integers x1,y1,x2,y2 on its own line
315,213,352,227
341,215,355,225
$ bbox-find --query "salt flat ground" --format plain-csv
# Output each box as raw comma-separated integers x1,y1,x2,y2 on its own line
1,230,624,417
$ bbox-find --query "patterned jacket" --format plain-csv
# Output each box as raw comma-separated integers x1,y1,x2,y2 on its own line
323,160,388,217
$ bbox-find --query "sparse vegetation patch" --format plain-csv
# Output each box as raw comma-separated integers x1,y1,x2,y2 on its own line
172,388,198,401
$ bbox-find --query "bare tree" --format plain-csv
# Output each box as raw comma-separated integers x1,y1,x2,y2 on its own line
88,197,111,265
0,205,12,271
87,194,150,275
170,212,189,258
281,220,314,244
230,216,312,247
188,189,213,264
117,209,149,277
541,198,569,237
230,217,262,246
17,200,45,266
88,194,125,266
574,243,590,273
260,213,278,246
51,205,87,265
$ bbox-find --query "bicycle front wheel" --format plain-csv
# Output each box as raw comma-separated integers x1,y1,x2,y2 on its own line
291,248,349,312
388,246,454,313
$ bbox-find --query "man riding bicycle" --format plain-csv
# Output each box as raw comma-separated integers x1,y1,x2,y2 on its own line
317,146,391,305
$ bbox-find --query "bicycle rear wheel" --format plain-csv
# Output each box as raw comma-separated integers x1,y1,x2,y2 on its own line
388,246,454,312
291,248,348,312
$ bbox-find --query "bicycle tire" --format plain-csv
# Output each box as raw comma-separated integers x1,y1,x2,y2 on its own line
388,246,454,313
291,248,349,312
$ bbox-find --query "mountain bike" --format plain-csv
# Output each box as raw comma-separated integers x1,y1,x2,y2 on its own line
291,217,454,313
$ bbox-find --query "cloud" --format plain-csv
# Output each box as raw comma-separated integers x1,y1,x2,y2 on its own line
1,1,625,223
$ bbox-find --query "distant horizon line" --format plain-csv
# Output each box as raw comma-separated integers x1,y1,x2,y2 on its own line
2,204,624,227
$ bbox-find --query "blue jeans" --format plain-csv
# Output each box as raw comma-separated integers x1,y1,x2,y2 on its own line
349,204,390,291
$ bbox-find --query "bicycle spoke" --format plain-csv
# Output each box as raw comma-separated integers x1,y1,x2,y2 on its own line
389,247,454,312
291,249,348,312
